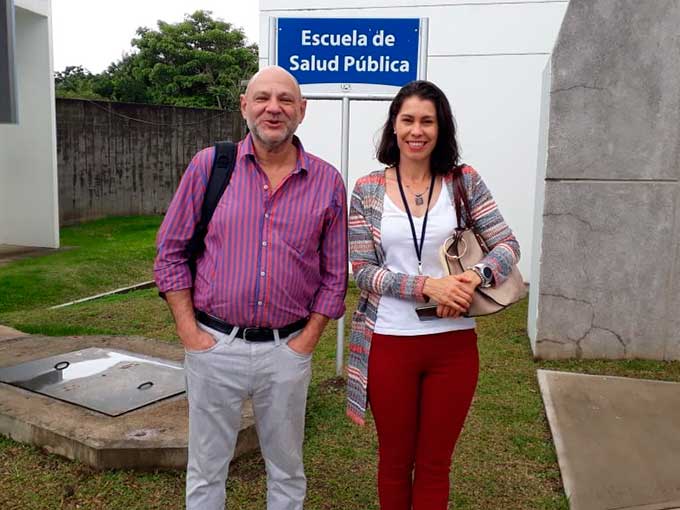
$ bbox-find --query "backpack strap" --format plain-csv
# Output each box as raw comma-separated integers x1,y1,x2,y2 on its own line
186,141,237,279
160,142,237,300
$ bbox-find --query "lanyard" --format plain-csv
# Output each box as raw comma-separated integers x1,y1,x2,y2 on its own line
395,166,436,275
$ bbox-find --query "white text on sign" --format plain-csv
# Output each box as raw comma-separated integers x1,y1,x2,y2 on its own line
300,29,397,47
289,55,410,73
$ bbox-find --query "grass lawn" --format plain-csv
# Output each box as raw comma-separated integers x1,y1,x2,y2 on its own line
2,216,679,509
0,216,161,315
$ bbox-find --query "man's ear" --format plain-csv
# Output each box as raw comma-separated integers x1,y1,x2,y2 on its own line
299,98,307,123
240,94,248,119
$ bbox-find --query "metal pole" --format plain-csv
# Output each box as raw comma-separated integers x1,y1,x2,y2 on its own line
268,17,278,66
336,96,351,377
418,17,429,80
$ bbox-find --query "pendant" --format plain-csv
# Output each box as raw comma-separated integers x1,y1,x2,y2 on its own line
415,196,424,206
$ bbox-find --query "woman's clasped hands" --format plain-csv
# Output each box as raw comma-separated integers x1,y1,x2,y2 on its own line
423,270,482,318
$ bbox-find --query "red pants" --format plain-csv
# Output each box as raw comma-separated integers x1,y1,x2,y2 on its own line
368,329,479,510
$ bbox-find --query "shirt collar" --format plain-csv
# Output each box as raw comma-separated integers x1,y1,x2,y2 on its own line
240,132,309,174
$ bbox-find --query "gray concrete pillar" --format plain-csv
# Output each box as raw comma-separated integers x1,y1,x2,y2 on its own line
529,0,680,360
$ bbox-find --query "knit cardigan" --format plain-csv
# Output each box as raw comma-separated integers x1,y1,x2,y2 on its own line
346,166,521,425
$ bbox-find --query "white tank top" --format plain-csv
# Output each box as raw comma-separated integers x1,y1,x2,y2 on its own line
374,187,475,335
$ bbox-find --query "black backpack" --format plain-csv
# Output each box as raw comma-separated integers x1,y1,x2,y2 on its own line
159,141,237,299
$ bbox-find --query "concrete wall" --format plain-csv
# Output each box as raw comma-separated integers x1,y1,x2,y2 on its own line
260,0,569,282
530,0,680,360
0,0,58,248
56,99,245,224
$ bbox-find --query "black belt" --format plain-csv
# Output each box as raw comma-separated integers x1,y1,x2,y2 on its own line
195,310,308,342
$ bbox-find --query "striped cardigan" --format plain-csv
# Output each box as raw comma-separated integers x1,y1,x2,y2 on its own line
346,166,521,425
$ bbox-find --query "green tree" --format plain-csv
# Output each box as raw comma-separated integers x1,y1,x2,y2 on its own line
54,65,104,100
94,10,258,110
55,11,257,110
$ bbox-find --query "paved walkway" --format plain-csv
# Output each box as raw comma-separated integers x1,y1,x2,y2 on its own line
538,370,680,510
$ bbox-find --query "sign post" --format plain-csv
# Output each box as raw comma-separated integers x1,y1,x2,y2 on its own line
270,17,429,376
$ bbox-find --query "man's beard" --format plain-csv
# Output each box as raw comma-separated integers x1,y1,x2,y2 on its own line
247,118,296,150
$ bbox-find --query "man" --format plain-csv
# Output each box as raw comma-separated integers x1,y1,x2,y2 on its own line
154,66,348,510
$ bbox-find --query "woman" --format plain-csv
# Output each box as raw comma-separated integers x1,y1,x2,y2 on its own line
346,80,520,510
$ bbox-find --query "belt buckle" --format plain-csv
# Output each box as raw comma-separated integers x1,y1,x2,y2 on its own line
242,327,268,342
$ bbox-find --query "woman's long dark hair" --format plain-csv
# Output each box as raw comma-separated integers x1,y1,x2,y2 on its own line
376,80,461,177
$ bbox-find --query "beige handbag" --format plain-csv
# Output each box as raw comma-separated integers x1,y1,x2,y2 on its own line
438,170,526,317
439,229,526,316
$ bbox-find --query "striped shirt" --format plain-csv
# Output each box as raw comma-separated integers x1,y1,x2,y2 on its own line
154,133,348,328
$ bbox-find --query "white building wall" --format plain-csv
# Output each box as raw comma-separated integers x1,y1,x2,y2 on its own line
0,0,59,248
259,0,568,281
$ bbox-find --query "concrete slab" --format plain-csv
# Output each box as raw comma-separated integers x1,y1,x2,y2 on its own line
538,370,680,510
0,335,258,470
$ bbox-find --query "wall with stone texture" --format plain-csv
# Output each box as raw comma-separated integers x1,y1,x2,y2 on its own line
530,0,680,359
56,99,245,225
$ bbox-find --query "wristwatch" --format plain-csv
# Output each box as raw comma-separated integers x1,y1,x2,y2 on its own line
468,264,493,288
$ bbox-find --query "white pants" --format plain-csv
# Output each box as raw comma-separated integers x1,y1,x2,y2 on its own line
184,323,312,510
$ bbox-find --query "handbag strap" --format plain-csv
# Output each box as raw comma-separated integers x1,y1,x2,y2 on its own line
451,166,473,230
451,166,490,253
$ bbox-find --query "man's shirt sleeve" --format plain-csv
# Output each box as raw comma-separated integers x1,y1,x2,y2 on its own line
153,148,213,293
311,172,349,319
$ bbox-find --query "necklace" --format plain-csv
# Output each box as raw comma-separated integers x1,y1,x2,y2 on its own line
403,180,432,206
406,185,430,206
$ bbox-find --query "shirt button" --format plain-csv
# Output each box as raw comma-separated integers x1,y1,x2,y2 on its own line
262,241,267,247
265,213,270,219
263,185,269,190
257,301,263,306
260,271,265,277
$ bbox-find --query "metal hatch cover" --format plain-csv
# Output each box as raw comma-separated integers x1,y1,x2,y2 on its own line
0,347,185,416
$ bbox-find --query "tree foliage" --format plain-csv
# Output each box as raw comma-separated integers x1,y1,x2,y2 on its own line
55,11,258,110
54,66,106,100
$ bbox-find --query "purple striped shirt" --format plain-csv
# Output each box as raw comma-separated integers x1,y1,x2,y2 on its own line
154,134,348,328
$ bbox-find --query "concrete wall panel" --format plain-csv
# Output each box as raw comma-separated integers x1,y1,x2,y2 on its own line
535,181,675,360
56,99,244,225
532,0,680,360
547,0,680,181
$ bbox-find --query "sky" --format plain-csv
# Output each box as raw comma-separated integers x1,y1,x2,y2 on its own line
51,1,260,73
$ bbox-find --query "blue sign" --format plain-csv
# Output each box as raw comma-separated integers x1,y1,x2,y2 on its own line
277,18,420,87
